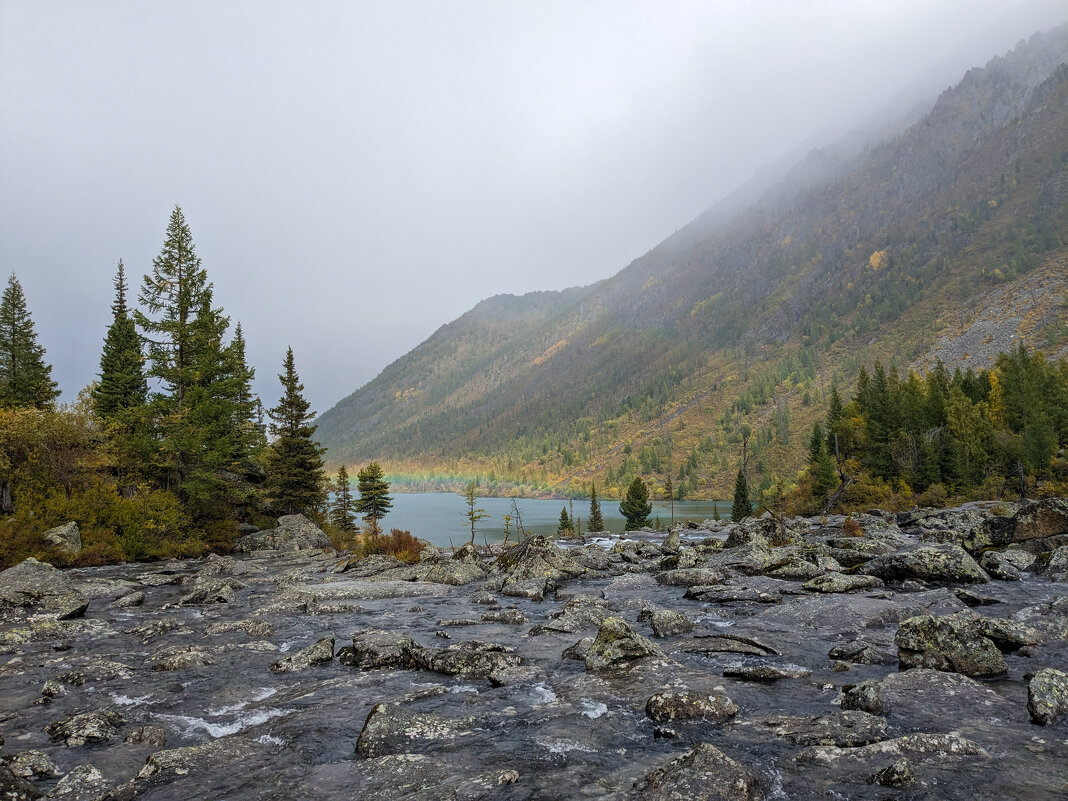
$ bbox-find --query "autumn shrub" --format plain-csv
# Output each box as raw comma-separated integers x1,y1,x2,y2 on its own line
916,482,949,508
354,528,425,564
841,517,864,537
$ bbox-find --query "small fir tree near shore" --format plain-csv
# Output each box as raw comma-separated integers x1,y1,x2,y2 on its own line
620,476,652,530
731,468,752,521
588,483,604,532
355,461,392,538
330,464,357,536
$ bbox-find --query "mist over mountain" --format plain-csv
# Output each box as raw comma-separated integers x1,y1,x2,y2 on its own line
316,25,1068,498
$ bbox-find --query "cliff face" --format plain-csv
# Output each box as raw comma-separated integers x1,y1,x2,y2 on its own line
316,27,1068,487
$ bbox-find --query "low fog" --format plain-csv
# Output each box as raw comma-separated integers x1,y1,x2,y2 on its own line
1,1,1065,413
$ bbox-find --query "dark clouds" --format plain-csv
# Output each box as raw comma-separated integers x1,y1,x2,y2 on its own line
1,1,1064,413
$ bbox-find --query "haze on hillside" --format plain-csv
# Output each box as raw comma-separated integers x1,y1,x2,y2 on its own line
1,1,1065,412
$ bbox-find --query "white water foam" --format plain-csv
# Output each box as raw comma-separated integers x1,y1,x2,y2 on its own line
448,684,479,694
156,707,292,738
538,738,595,755
110,693,152,707
580,700,608,719
256,734,285,746
530,683,558,704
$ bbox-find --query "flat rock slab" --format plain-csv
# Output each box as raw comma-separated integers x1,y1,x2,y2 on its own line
294,580,454,600
797,732,988,763
355,703,476,758
755,711,888,747
723,664,811,681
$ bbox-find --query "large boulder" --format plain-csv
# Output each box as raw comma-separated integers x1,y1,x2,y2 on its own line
43,522,81,556
1027,668,1068,726
894,612,1007,676
965,499,1068,554
0,558,87,619
645,690,738,723
405,640,521,679
584,617,664,671
801,572,883,593
45,709,125,747
862,543,989,584
340,629,417,670
493,536,586,592
631,743,762,801
234,514,333,552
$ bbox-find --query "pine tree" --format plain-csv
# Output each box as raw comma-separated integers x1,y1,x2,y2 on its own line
808,422,825,465
330,464,357,534
355,461,392,537
731,468,752,521
588,483,605,532
0,273,59,409
619,476,652,530
265,347,326,515
826,379,843,457
558,506,572,533
226,322,265,458
93,261,147,418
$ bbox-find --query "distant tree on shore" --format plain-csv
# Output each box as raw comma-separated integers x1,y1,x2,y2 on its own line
266,347,326,515
0,273,59,410
731,468,752,521
356,461,392,537
330,464,357,535
619,476,652,530
463,481,488,544
588,483,604,532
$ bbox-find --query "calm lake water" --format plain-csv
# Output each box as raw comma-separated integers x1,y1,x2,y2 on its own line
376,492,730,547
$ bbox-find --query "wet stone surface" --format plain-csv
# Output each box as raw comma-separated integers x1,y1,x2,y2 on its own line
0,507,1067,799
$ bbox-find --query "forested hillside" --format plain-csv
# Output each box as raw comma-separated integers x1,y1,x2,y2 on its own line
316,26,1068,503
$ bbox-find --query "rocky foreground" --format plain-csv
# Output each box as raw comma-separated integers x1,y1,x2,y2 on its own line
1,503,1067,800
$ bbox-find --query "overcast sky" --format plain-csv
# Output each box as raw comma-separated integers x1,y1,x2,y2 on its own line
2,1,1065,414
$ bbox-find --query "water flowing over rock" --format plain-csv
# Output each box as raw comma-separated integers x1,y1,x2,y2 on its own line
757,711,888,747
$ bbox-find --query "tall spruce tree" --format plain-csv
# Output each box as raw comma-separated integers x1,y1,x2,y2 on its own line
0,273,59,409
265,347,326,515
619,476,652,530
731,468,752,521
587,483,605,532
136,206,210,410
330,464,357,534
355,461,393,537
93,260,147,418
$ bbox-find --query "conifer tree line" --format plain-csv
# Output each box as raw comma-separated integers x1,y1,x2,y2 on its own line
805,348,1068,511
0,206,335,567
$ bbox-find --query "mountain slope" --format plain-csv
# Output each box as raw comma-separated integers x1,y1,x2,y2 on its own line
316,26,1068,498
